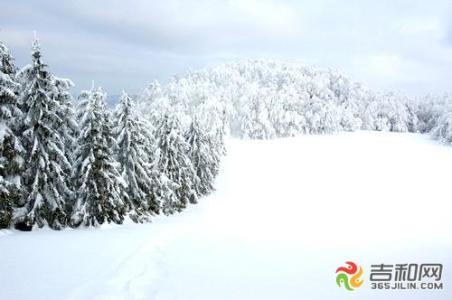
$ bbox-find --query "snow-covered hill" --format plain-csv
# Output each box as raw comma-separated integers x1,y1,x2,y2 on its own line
139,60,429,139
1,131,451,300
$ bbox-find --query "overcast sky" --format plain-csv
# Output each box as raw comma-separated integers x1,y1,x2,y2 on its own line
1,0,451,95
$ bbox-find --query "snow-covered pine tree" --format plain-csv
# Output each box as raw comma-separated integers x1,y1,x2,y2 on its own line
113,91,159,222
71,87,127,227
185,118,213,197
12,38,71,230
209,124,225,180
52,76,77,211
0,40,23,229
155,114,196,214
53,77,77,162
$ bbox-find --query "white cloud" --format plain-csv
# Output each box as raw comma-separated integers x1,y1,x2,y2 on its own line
1,0,451,95
368,55,402,80
398,18,444,38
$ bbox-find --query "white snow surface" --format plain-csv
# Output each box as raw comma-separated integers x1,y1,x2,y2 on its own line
1,131,451,300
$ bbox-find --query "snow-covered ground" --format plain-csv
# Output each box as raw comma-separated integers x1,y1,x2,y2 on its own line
1,131,451,300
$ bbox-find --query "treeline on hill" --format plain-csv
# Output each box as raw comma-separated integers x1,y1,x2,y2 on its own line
1,38,451,230
0,39,225,230
137,61,452,141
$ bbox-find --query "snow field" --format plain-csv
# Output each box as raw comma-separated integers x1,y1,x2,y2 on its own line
1,131,451,300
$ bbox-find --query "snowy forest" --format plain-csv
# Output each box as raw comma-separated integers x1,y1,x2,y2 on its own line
0,37,451,231
0,38,225,230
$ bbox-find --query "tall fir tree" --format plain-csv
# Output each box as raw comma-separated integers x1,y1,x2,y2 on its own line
0,40,23,228
52,76,77,211
53,77,77,162
12,38,72,230
155,114,196,214
72,87,127,226
113,91,159,222
185,118,215,197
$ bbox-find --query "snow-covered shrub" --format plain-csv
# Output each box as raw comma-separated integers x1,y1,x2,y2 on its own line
431,100,452,144
405,98,420,133
361,92,410,132
240,89,275,139
416,94,451,134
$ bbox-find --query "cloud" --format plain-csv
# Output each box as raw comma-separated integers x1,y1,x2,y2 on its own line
26,0,301,55
1,0,451,95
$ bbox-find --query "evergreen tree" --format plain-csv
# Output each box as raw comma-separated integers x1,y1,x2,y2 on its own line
71,87,127,227
53,77,77,161
0,40,23,229
155,114,196,214
114,91,159,222
52,76,77,211
185,118,215,197
12,38,71,230
208,124,225,179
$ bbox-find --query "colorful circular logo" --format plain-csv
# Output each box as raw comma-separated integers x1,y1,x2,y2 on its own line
336,261,364,291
